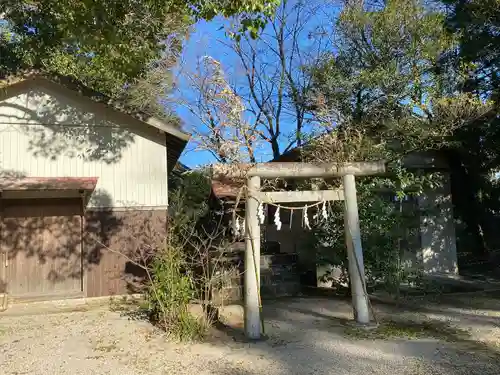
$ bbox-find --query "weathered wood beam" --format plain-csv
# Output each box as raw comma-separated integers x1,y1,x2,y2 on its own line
255,189,344,203
244,176,262,340
212,161,386,179
343,174,370,324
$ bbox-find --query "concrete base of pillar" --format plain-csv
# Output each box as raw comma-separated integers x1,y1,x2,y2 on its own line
344,320,379,330
242,334,270,343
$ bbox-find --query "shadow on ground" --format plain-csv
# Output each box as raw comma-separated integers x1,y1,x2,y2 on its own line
207,294,500,375
84,291,500,374
3,293,500,375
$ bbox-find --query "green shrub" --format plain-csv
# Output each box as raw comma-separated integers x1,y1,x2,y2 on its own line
309,170,441,297
144,241,209,341
141,168,219,341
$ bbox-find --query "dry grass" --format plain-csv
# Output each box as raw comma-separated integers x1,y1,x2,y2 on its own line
344,319,469,341
343,300,500,362
93,342,119,353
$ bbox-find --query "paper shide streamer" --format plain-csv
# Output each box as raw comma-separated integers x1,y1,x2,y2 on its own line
322,200,328,220
257,202,266,224
303,205,311,230
233,216,246,237
274,206,282,231
233,216,241,236
255,199,330,232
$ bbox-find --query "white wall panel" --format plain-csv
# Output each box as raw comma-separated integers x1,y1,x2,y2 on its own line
0,88,167,208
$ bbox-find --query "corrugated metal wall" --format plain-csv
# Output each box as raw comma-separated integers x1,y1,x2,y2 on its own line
0,89,168,209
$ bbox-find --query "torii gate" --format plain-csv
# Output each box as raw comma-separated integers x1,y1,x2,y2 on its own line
213,161,386,339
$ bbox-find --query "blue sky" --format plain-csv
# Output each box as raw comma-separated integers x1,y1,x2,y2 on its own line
3,3,337,169
174,16,277,168
174,17,233,168
174,1,340,169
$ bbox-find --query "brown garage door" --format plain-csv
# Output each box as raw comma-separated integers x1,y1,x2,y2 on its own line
0,198,83,300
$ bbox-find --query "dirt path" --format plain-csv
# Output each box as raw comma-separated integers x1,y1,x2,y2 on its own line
0,297,499,375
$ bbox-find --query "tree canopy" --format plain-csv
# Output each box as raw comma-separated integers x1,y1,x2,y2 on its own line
306,0,489,164
437,0,500,257
0,0,278,118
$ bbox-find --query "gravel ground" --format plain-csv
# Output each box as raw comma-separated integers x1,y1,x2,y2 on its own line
1,296,499,375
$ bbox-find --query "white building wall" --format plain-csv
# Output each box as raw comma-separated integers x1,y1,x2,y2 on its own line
0,87,167,209
418,173,458,275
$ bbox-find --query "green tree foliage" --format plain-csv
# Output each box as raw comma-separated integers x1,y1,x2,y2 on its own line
0,0,278,118
1,2,187,90
304,0,490,292
169,165,212,225
0,21,22,74
186,0,278,38
307,0,487,163
440,0,500,258
442,0,500,97
310,182,424,296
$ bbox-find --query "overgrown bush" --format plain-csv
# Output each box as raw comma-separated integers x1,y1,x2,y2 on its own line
145,238,208,341
139,167,231,341
309,168,441,297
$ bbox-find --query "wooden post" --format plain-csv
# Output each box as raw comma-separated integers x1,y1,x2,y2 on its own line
343,174,370,324
245,176,261,339
80,191,86,294
0,192,7,312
